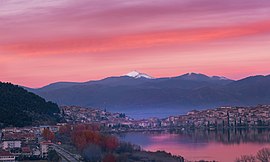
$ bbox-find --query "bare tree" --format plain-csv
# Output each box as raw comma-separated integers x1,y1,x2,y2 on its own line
257,148,270,162
235,155,256,162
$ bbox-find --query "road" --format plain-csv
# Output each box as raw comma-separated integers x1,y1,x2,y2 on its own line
52,144,81,162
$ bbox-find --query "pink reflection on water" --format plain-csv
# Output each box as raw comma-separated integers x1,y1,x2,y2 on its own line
144,134,270,162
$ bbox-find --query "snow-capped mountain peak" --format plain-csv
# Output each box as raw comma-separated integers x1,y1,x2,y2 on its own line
125,70,154,79
182,72,231,81
211,76,230,80
188,72,199,75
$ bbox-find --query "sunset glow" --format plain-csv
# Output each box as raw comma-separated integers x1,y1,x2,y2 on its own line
1,0,270,87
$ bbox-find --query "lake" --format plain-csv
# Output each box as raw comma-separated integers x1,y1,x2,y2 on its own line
118,129,270,162
109,107,193,119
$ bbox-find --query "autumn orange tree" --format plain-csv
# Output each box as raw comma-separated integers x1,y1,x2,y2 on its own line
102,136,119,152
72,130,101,150
70,124,119,152
59,124,72,135
71,124,101,151
73,123,100,132
42,128,55,141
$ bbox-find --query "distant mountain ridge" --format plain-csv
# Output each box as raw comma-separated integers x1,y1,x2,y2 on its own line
27,71,232,90
24,72,270,117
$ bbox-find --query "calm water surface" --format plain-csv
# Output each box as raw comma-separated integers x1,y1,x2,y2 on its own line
118,129,270,162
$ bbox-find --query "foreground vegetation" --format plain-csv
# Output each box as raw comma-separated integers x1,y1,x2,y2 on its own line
236,148,270,162
56,124,184,162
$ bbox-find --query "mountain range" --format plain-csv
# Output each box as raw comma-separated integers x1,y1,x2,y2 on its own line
25,71,270,118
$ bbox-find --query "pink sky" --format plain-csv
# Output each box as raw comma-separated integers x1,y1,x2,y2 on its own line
1,0,270,88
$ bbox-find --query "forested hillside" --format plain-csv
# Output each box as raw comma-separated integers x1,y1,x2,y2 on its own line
0,82,61,127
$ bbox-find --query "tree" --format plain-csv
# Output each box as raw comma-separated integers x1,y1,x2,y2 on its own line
82,144,102,162
103,136,119,151
103,154,116,162
257,148,270,162
116,142,135,153
71,128,101,151
0,82,60,127
59,125,72,135
48,150,61,162
42,128,55,141
235,155,256,162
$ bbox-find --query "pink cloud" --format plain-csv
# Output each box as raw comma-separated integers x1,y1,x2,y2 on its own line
1,20,270,56
1,0,270,87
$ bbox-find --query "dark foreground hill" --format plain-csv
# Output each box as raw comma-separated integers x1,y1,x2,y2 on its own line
0,82,61,127
26,72,270,117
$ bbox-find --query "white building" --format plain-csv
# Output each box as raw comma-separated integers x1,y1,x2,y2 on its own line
0,151,16,162
40,141,52,158
2,141,21,150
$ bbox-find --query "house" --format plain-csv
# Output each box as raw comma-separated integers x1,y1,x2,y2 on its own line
1,128,17,133
2,132,36,143
40,141,52,158
39,126,59,133
0,151,16,162
21,146,32,157
2,141,21,150
32,148,41,157
39,126,50,133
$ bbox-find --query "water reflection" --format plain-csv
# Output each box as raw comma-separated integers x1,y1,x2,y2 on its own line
179,128,270,144
118,129,270,161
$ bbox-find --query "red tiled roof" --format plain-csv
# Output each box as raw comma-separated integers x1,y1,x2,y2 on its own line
22,147,31,153
3,132,36,140
0,151,14,156
40,141,52,145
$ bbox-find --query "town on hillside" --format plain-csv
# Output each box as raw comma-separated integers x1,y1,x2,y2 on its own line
61,105,270,131
0,105,270,162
